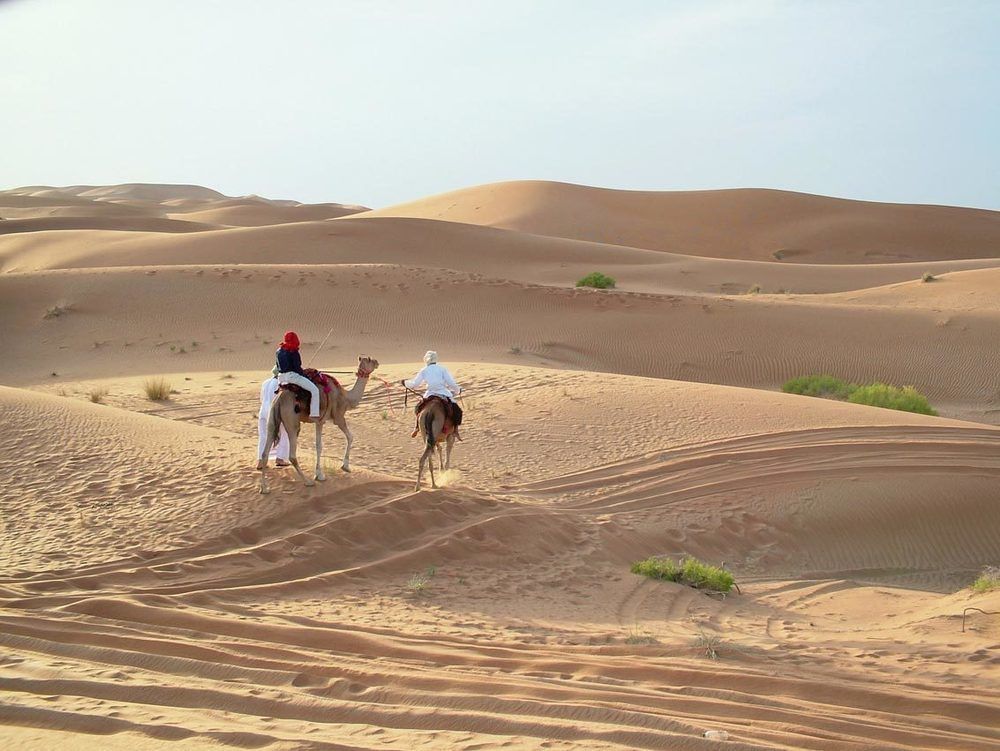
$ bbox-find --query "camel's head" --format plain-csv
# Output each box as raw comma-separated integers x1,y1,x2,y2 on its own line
357,355,379,378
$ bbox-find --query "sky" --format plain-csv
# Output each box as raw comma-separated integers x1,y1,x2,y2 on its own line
1,0,998,209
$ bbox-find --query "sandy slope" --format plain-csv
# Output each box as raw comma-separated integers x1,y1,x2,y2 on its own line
1,373,998,750
2,182,999,750
360,180,1000,263
2,263,998,422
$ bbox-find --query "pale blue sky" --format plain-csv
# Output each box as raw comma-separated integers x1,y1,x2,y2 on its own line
2,0,997,208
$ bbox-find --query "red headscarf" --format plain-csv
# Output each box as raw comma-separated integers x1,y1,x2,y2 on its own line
280,331,300,350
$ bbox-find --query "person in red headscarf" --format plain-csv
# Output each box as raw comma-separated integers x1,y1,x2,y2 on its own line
275,331,320,418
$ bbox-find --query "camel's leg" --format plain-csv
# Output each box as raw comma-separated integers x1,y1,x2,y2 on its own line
334,414,353,472
437,444,444,470
314,420,326,482
416,445,434,491
427,450,437,489
258,432,273,494
258,403,282,494
445,434,454,470
287,417,313,487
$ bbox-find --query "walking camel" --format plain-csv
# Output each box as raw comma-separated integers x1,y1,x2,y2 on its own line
415,397,458,491
258,356,379,494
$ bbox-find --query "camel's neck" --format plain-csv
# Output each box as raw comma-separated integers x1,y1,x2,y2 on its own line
345,374,370,409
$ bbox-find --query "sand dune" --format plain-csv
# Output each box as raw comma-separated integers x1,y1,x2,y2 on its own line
2,181,999,750
171,202,366,227
360,180,1000,263
0,216,222,235
4,214,1000,297
2,264,998,422
1,184,367,230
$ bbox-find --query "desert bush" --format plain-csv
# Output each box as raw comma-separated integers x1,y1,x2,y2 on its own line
693,628,722,659
43,304,69,319
747,284,762,295
89,387,108,404
921,272,936,283
576,272,616,289
407,566,437,595
847,383,937,416
624,625,658,645
631,556,734,593
143,377,172,401
971,566,1000,593
782,374,856,399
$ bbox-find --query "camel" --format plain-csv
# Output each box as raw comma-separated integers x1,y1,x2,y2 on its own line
414,397,457,491
258,356,379,494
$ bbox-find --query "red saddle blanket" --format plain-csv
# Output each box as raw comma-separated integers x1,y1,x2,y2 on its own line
303,368,338,393
278,370,339,405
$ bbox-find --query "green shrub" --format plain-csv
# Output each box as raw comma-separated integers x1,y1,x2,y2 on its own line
847,383,937,416
782,374,856,399
783,375,937,416
971,566,999,593
576,272,616,289
921,272,936,283
631,556,734,593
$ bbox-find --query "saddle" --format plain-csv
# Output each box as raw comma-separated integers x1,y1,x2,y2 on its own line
278,369,339,416
414,395,462,436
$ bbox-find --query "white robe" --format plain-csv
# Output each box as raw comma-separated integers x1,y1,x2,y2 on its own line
405,363,461,400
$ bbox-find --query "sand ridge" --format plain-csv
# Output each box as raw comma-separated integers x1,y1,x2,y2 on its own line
358,180,1000,263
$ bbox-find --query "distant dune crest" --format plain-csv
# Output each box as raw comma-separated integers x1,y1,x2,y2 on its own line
0,182,369,230
361,179,1000,264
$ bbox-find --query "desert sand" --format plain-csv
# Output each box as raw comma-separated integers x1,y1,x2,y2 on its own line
1,182,998,750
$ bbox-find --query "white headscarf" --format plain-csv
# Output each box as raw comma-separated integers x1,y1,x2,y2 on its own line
423,350,438,365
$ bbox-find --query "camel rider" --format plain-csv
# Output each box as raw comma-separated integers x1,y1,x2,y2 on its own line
402,350,463,437
275,330,320,419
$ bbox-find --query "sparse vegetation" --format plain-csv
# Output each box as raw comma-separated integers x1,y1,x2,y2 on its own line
43,304,69,319
143,377,172,401
693,629,722,659
782,374,856,399
631,556,735,593
847,383,937,416
576,271,616,289
624,624,658,645
922,272,936,283
381,409,389,421
783,375,937,416
971,566,1000,593
509,346,522,355
88,387,108,404
747,284,762,295
407,566,437,595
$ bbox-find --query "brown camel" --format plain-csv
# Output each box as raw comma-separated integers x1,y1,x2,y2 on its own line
415,397,457,491
258,356,379,494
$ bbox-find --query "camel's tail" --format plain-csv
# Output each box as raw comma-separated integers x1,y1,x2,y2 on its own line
423,410,435,449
